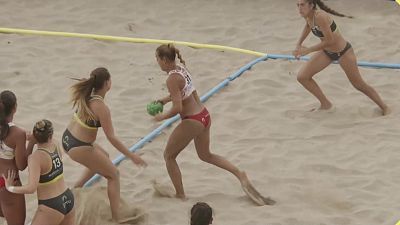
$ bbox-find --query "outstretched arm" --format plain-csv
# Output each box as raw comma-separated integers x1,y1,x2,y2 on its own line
95,103,146,166
4,154,41,194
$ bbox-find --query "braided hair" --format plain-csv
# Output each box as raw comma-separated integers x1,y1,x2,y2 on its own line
308,0,353,18
156,44,186,66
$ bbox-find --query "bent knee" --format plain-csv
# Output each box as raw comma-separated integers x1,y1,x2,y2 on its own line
198,152,212,162
350,81,367,91
163,151,177,162
297,73,310,83
104,167,119,180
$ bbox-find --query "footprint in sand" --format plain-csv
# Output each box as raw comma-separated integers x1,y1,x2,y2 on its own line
72,186,147,225
152,178,276,206
284,106,337,119
284,109,308,119
152,179,176,198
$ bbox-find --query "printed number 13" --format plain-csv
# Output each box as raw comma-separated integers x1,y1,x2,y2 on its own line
53,158,61,168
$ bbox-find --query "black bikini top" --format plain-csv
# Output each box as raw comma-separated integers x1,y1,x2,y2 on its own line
38,146,64,185
310,13,337,38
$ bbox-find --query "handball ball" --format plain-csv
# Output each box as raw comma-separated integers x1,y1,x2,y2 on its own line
147,101,163,116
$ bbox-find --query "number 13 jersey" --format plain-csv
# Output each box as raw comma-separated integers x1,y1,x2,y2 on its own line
38,145,64,185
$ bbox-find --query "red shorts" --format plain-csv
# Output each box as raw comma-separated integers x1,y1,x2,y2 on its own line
182,108,211,128
0,177,5,188
0,176,19,189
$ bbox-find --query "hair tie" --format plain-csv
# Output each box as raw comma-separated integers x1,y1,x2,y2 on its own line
167,43,175,50
35,120,46,132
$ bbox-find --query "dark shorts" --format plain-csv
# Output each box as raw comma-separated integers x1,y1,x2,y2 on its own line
182,107,211,128
62,129,92,152
323,42,352,61
38,188,74,215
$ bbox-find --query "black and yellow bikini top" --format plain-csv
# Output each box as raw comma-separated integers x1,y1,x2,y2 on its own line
38,146,64,185
73,95,103,130
310,13,337,38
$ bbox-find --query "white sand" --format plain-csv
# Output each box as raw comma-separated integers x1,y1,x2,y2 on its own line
0,0,400,224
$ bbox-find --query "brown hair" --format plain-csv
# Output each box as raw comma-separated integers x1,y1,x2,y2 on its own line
307,0,353,18
0,91,17,142
33,119,53,143
190,202,213,225
70,67,110,122
156,44,186,66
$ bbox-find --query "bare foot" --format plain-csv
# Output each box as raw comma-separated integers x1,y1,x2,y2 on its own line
262,196,277,205
310,106,336,113
151,179,188,200
111,215,120,224
239,171,275,206
382,105,391,116
175,193,188,201
310,102,333,112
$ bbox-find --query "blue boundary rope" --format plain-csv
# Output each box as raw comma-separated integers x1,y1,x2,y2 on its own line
266,54,400,69
84,54,270,187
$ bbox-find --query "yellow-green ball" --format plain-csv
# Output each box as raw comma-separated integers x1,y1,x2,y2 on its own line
147,102,163,116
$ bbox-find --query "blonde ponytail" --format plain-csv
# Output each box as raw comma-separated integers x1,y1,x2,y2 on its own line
69,67,111,122
174,48,186,66
69,77,96,122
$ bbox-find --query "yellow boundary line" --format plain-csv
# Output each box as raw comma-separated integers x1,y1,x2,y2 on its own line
0,27,266,57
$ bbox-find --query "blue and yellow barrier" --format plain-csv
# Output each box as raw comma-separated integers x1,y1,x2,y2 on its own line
0,27,399,69
0,26,398,185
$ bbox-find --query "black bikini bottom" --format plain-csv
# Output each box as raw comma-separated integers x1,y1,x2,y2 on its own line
62,129,92,152
323,42,352,61
38,188,74,215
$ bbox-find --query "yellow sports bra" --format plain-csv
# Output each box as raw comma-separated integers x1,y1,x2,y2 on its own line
73,95,103,130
